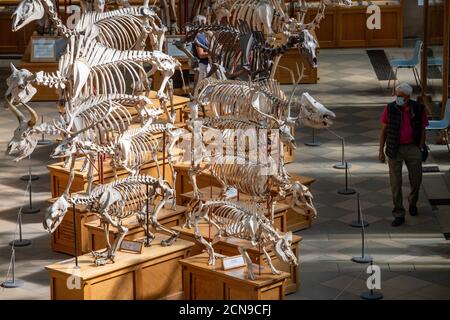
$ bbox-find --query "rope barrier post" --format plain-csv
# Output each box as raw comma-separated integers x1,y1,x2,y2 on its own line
351,193,369,228
72,203,79,268
326,128,352,170
22,176,40,214
337,162,356,195
145,183,151,247
351,199,372,264
20,155,39,181
1,249,24,288
37,115,52,146
360,260,384,300
9,208,31,247
304,128,321,147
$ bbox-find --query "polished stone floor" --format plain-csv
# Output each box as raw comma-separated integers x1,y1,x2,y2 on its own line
0,47,449,300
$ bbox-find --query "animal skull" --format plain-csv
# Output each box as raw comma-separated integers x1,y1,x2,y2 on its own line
6,64,37,105
289,181,317,218
297,92,335,128
299,30,318,68
274,231,298,266
12,0,46,32
43,196,70,233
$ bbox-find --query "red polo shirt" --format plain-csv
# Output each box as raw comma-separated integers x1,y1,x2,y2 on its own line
381,103,429,145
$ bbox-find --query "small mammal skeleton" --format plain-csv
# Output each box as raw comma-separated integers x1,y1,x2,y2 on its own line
44,175,178,265
191,199,298,280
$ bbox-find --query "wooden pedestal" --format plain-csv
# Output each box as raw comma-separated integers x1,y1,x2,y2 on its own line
179,186,289,232
172,223,302,295
85,205,187,252
20,41,59,101
46,234,194,300
180,253,289,300
48,199,97,256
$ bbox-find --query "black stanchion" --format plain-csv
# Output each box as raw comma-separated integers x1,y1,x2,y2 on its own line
1,249,24,288
9,210,31,247
20,156,40,181
337,162,356,195
72,204,79,267
22,178,40,214
327,129,352,170
351,208,372,263
145,183,151,247
350,193,369,228
304,128,321,147
37,115,52,146
360,261,384,300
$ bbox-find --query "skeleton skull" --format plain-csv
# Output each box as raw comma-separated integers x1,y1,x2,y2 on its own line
43,196,70,233
299,30,318,68
289,181,317,218
274,231,298,266
298,92,335,128
12,0,46,31
6,64,37,105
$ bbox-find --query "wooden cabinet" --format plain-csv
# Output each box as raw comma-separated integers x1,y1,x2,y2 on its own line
0,7,35,54
305,0,403,48
180,253,289,300
46,234,194,300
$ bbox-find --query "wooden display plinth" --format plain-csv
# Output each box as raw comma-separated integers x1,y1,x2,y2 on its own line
45,234,194,300
48,199,97,256
20,41,59,101
179,186,289,232
180,253,289,300
85,205,187,252
172,223,302,294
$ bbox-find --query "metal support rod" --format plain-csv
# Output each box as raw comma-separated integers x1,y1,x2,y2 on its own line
305,128,321,147
146,183,150,247
337,162,356,195
23,178,40,214
351,203,372,264
72,203,78,267
20,155,39,181
327,128,351,169
1,249,25,288
351,193,369,228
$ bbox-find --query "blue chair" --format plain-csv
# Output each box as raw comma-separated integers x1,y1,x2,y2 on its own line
428,57,443,67
388,40,422,91
426,101,450,152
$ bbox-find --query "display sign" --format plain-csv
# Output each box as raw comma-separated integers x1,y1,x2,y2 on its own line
119,239,144,254
222,255,246,271
30,37,57,62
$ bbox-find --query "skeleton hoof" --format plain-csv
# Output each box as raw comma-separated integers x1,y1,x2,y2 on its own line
95,258,108,266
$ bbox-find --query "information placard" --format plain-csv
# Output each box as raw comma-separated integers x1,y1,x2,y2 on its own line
31,37,57,62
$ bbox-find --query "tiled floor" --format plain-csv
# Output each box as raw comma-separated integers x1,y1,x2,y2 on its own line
0,48,449,300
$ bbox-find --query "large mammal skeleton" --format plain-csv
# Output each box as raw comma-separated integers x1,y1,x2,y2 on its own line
12,0,166,51
194,77,335,128
44,175,178,265
191,200,297,280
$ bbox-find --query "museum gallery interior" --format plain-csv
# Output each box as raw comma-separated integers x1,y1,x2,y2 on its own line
0,0,449,301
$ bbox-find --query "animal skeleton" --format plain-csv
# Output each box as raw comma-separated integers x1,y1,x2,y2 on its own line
187,154,316,223
5,35,181,122
74,122,184,183
183,21,316,79
194,77,335,129
191,200,297,280
12,0,166,51
44,175,178,265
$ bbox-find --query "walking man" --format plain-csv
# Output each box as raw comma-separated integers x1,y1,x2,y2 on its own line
379,83,428,227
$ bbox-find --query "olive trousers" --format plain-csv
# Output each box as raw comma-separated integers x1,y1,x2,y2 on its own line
387,144,423,218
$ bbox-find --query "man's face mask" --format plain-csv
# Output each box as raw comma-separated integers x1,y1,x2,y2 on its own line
396,96,407,106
